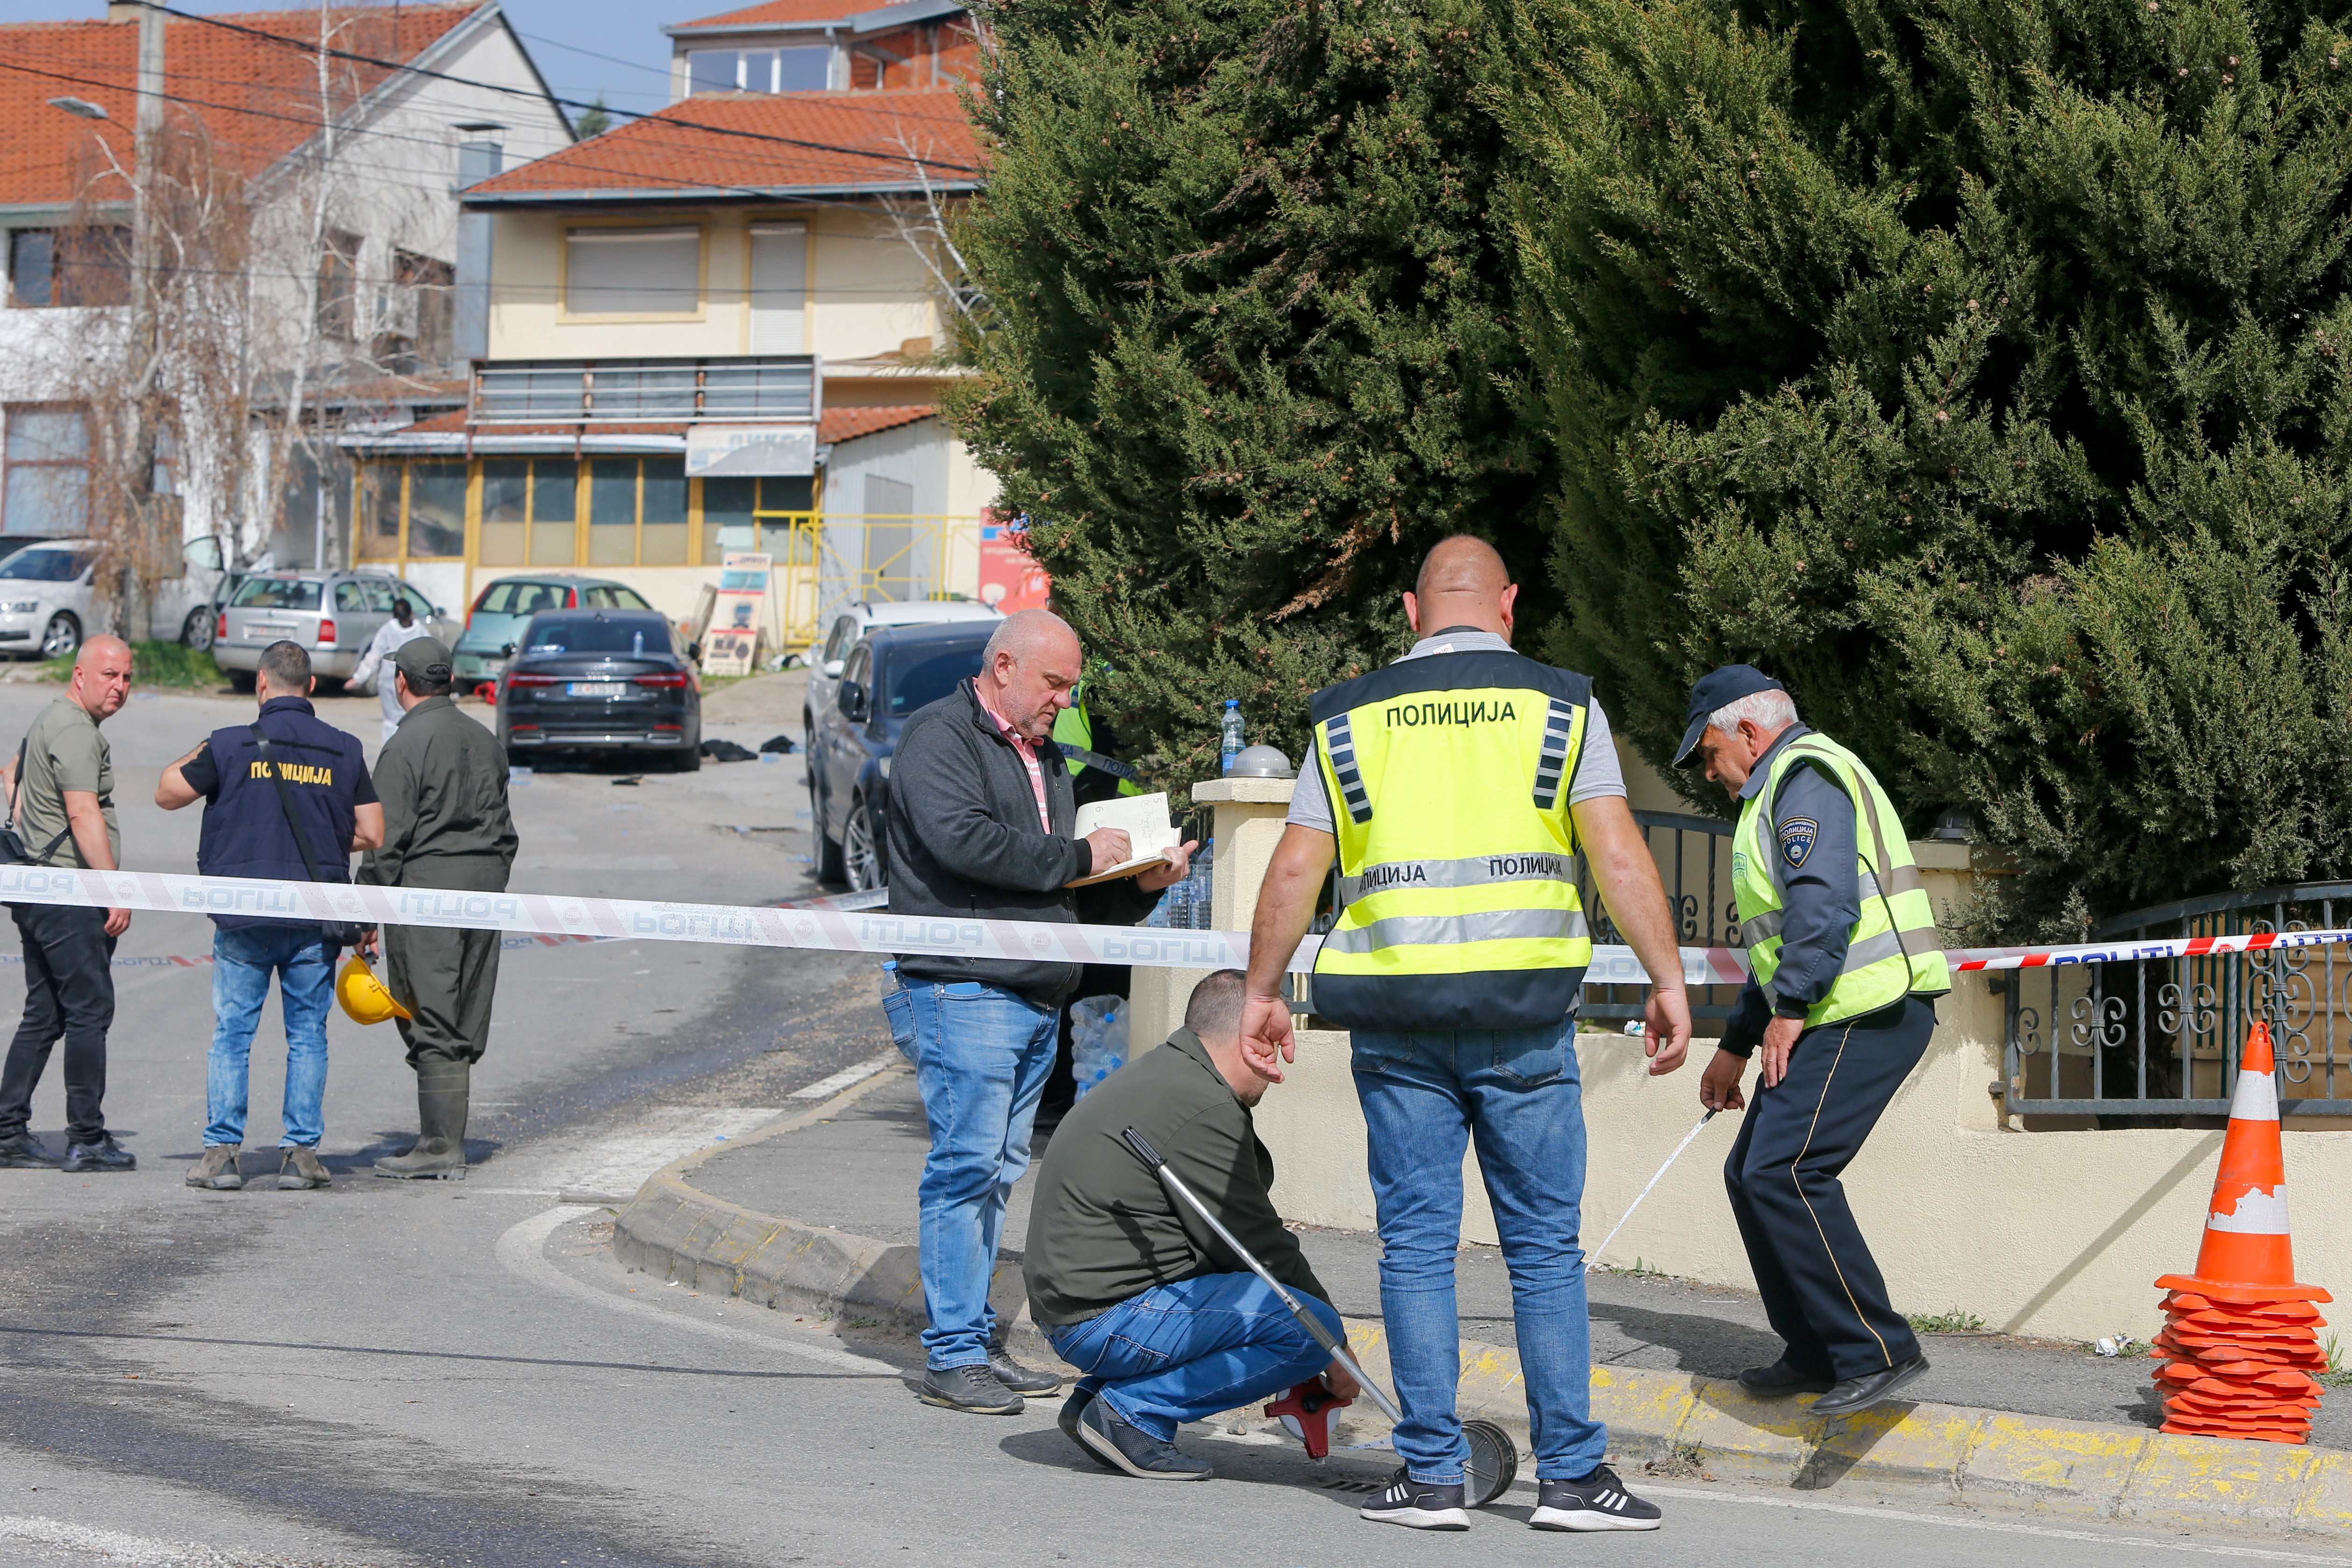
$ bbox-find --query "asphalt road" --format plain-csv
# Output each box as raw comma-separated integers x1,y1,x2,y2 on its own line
0,673,2344,1568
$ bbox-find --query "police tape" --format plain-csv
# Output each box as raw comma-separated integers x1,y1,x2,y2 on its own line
0,861,1746,981
0,859,2309,981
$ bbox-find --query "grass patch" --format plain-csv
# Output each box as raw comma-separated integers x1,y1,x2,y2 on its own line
1906,1308,1988,1334
35,639,225,690
1601,1256,1669,1279
2323,1333,2352,1389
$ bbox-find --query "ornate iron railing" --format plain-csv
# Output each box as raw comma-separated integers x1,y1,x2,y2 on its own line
1578,810,1744,1025
2002,881,2352,1122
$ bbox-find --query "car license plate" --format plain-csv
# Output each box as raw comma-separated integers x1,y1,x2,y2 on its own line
567,681,625,697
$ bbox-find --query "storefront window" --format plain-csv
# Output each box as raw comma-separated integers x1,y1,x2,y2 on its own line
701,476,756,562
532,460,578,565
480,458,579,566
407,463,466,557
642,463,688,565
358,464,402,558
585,458,691,566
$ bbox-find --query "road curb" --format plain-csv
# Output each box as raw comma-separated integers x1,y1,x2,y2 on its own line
612,1071,2350,1538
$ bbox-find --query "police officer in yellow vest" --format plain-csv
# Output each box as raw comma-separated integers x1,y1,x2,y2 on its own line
1052,673,1143,806
1245,537,1693,1534
1680,666,1950,1418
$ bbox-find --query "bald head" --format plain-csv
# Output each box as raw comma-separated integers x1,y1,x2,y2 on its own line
976,607,1083,742
69,634,133,722
981,607,1079,666
1404,535,1517,643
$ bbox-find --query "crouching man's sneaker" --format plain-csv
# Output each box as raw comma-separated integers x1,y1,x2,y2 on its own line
63,1136,135,1174
1359,1472,1470,1531
1072,1396,1211,1480
1530,1465,1663,1531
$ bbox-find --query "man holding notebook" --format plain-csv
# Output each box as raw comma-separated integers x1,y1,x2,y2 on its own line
882,608,1196,1417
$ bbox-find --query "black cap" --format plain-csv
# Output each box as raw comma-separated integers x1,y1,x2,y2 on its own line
1673,665,1786,768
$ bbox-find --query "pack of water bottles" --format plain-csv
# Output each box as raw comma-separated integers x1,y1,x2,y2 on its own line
1068,995,1130,1098
1144,836,1214,929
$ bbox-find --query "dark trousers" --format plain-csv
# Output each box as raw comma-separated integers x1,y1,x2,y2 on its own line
0,904,117,1144
382,857,505,1069
1723,995,1936,1382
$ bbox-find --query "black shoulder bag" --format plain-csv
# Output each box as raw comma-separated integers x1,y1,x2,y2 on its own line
1,738,76,866
250,725,366,949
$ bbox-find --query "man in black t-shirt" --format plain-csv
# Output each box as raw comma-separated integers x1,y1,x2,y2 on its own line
157,641,382,1191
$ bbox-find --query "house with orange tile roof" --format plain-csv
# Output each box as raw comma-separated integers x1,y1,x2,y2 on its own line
338,0,1011,654
0,1,569,625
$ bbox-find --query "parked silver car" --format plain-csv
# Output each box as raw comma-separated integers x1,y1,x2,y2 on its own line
0,537,223,660
211,571,460,691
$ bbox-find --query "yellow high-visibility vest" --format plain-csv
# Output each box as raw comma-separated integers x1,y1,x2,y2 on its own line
1731,730,1950,1027
1307,651,1594,1030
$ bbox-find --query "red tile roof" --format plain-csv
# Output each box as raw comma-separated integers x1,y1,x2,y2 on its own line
0,5,485,207
671,0,863,29
466,89,979,199
822,404,931,442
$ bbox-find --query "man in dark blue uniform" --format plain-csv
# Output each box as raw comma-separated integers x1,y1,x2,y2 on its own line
1678,666,1948,1418
158,640,381,1191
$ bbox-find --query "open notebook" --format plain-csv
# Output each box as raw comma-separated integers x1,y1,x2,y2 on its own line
1066,792,1183,887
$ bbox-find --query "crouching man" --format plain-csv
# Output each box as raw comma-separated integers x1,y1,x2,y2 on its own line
1022,970,1357,1480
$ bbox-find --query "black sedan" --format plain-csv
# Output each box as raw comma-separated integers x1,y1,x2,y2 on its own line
810,619,992,889
495,609,704,771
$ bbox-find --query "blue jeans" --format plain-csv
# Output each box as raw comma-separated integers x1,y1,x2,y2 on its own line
206,925,335,1149
1046,1272,1339,1442
881,973,1060,1371
1353,1020,1606,1483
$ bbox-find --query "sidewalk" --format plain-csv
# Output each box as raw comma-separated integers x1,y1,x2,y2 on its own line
615,1065,2352,1537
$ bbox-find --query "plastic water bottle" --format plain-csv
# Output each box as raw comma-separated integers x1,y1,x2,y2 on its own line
1220,700,1245,775
1069,996,1129,1099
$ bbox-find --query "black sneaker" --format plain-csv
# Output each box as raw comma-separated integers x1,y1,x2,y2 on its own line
0,1133,64,1169
1359,1471,1470,1530
1530,1465,1663,1532
918,1362,1023,1415
1058,1387,1121,1472
1073,1395,1212,1480
988,1346,1065,1394
62,1136,135,1174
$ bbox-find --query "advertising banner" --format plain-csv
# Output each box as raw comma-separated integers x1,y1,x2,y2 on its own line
700,552,772,676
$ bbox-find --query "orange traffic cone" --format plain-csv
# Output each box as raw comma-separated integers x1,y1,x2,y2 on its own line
2152,1023,2332,1444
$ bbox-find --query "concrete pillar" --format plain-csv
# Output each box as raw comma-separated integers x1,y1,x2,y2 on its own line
1127,777,1298,1055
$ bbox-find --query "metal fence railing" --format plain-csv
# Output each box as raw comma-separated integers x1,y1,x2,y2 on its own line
728,513,989,648
2002,881,2352,1123
1578,810,1745,1027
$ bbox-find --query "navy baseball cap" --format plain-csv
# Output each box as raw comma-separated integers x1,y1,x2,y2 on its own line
1673,665,1786,768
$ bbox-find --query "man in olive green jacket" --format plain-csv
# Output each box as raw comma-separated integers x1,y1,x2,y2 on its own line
357,638,517,1180
1024,970,1357,1481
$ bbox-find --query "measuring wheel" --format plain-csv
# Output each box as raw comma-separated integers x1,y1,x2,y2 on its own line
1463,1419,1520,1508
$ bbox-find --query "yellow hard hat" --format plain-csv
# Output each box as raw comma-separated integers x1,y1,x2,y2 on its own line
336,955,413,1025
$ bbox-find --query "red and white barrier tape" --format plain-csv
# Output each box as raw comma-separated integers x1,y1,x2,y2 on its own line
0,862,2313,981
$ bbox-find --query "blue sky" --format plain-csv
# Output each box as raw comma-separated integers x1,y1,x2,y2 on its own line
0,0,686,123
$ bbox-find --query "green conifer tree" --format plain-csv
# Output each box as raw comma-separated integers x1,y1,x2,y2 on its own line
1501,0,2352,934
946,0,1545,787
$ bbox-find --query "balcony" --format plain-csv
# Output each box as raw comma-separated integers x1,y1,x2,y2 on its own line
471,357,820,425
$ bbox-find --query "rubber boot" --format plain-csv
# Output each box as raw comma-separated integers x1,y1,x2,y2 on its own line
372,1060,470,1181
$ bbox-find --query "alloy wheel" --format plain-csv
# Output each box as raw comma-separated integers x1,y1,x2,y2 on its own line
40,614,79,661
845,799,884,891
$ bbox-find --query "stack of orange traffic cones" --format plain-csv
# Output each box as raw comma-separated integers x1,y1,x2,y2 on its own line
2152,1023,2332,1443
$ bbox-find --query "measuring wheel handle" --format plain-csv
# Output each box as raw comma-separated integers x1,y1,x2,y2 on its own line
1265,1378,1353,1461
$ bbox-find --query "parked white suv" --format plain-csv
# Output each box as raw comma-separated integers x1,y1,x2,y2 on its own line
804,599,999,743
0,537,222,660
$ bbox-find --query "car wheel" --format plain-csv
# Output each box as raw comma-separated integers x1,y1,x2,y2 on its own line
845,796,886,891
670,744,703,773
182,608,214,651
228,670,257,694
38,613,79,662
